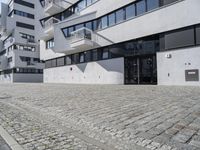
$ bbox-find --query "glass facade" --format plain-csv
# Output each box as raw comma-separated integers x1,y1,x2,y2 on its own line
125,4,135,19
196,25,200,45
116,9,125,23
108,13,116,26
101,16,108,29
62,0,180,38
46,39,54,49
136,0,146,16
147,0,160,11
47,24,199,69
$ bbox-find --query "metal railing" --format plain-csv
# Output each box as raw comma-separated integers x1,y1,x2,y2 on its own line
70,27,95,44
44,0,62,9
44,17,60,29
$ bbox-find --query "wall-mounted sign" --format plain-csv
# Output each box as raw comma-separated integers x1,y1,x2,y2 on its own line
185,69,199,81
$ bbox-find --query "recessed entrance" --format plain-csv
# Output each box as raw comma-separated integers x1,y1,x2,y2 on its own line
124,55,157,84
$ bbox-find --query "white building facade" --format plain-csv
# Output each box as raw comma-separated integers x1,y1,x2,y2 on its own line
0,0,45,83
40,0,200,85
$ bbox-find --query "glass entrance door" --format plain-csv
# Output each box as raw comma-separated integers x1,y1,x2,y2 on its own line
124,58,139,84
124,55,157,84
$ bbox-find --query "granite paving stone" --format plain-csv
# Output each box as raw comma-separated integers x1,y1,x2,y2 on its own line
0,84,200,149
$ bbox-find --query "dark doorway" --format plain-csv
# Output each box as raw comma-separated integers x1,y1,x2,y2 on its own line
124,55,157,84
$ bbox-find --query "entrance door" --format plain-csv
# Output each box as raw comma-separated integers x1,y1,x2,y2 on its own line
124,55,157,84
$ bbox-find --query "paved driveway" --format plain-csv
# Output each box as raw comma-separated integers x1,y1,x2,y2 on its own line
0,84,200,150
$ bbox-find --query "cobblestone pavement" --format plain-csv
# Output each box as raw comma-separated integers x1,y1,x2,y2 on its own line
0,84,200,150
0,135,11,150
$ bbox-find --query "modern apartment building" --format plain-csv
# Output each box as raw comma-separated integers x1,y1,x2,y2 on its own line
0,0,44,83
32,0,200,85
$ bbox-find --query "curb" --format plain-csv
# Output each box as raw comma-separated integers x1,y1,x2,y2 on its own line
0,126,24,150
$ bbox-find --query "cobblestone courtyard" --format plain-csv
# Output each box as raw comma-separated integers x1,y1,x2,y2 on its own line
0,84,200,150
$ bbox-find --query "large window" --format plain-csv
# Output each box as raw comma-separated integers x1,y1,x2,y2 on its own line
66,56,72,65
92,49,98,61
52,59,57,67
14,44,35,52
68,27,75,37
196,25,200,45
79,53,85,63
108,13,116,26
14,0,34,8
86,0,92,6
73,54,79,64
46,39,54,49
162,0,178,5
75,24,84,30
61,9,73,20
57,57,65,66
147,0,160,11
16,22,34,30
45,60,52,68
19,32,35,41
85,51,92,62
85,22,93,30
164,27,195,50
77,0,86,11
101,16,108,29
93,20,98,31
116,9,125,23
14,10,34,19
136,0,146,15
102,48,109,59
125,4,135,19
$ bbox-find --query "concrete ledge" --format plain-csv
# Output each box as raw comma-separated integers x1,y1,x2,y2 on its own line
0,126,24,150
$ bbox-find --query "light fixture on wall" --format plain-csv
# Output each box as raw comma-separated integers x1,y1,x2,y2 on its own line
165,53,172,59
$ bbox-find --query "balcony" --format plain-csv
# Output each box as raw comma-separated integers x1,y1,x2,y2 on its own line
44,0,71,15
69,27,97,51
43,17,60,39
0,25,8,37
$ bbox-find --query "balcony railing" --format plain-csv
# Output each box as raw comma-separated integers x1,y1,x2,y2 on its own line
70,27,95,44
44,17,60,29
44,0,62,9
67,27,97,50
44,0,71,15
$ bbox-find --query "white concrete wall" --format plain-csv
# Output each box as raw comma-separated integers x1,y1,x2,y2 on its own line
44,57,124,84
0,74,13,83
157,46,200,86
